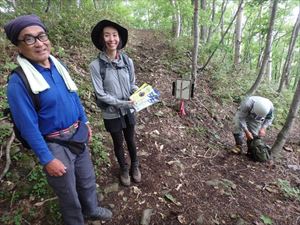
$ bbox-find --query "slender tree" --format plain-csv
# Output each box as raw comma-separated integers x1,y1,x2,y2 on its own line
246,0,278,96
271,78,300,157
206,0,216,43
191,0,199,81
265,2,276,82
201,0,244,71
220,0,227,44
242,4,263,68
234,0,244,67
200,0,207,43
277,6,300,93
265,35,273,82
45,0,51,12
171,0,181,38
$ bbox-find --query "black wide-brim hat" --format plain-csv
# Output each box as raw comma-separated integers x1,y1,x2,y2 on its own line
91,19,128,51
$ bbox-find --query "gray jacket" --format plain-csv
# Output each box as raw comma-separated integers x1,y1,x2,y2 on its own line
233,96,274,135
89,52,138,119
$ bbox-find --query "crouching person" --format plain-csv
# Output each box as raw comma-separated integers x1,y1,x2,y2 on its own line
232,96,274,155
4,14,112,225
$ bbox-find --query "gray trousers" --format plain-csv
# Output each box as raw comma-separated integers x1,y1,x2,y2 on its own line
45,132,98,225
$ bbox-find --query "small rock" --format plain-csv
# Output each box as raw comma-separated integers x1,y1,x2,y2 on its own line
108,203,115,209
196,215,204,224
97,192,104,201
103,183,119,194
90,221,101,225
236,218,246,225
287,164,300,171
283,146,293,152
140,208,154,225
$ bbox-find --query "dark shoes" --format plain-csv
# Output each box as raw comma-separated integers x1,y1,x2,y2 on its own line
84,207,112,221
131,166,141,183
120,167,131,186
120,166,142,186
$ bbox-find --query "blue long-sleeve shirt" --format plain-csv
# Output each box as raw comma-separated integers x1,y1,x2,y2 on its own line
7,60,88,165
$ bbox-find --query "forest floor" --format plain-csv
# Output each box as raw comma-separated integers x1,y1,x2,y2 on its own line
1,29,300,225
87,30,300,225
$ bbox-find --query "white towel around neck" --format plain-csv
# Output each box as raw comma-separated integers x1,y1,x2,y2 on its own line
17,55,78,94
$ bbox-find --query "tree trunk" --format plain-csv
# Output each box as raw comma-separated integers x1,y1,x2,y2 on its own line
265,3,275,82
246,0,278,96
293,60,300,90
220,0,226,44
271,78,300,157
200,0,207,43
256,45,264,70
277,6,300,93
45,0,51,12
93,0,97,9
171,0,181,38
243,5,262,67
10,0,16,8
201,0,243,71
191,0,199,82
234,0,243,67
266,33,274,82
206,0,215,43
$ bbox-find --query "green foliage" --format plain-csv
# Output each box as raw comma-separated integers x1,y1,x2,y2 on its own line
0,123,12,144
192,126,207,138
28,166,51,199
91,132,110,169
167,35,194,77
0,206,40,225
277,179,300,201
129,0,193,32
210,49,294,128
260,214,273,224
0,1,299,224
0,209,23,225
45,201,63,225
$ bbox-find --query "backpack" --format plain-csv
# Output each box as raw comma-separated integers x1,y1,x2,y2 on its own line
247,137,271,162
5,67,40,149
95,52,132,109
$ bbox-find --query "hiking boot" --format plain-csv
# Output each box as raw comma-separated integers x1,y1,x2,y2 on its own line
131,166,141,183
120,167,130,186
231,145,242,154
84,207,112,221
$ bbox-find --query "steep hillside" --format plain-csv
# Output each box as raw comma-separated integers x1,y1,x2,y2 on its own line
90,30,300,225
1,29,299,225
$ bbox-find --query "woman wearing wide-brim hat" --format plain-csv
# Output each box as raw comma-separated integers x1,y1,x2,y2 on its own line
89,20,141,186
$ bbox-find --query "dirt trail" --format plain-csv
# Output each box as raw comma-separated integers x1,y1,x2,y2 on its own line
93,30,300,225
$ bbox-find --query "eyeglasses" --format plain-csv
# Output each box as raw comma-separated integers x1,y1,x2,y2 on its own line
18,33,49,45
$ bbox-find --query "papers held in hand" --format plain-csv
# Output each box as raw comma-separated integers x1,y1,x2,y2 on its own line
130,83,160,112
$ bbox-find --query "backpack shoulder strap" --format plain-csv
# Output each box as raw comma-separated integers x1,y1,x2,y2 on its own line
120,52,132,80
98,55,107,81
10,66,40,111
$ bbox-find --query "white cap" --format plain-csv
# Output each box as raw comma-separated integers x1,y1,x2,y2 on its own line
252,96,272,117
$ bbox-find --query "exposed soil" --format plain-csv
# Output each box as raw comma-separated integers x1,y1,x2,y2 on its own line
1,29,300,225
91,30,300,225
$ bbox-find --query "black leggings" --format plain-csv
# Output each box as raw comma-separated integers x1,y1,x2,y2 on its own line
110,124,138,169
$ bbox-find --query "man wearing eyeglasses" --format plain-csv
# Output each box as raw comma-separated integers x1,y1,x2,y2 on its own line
232,96,274,154
4,14,112,225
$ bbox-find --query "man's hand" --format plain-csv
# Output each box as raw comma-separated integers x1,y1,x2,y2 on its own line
45,159,67,177
245,130,253,140
259,127,266,137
